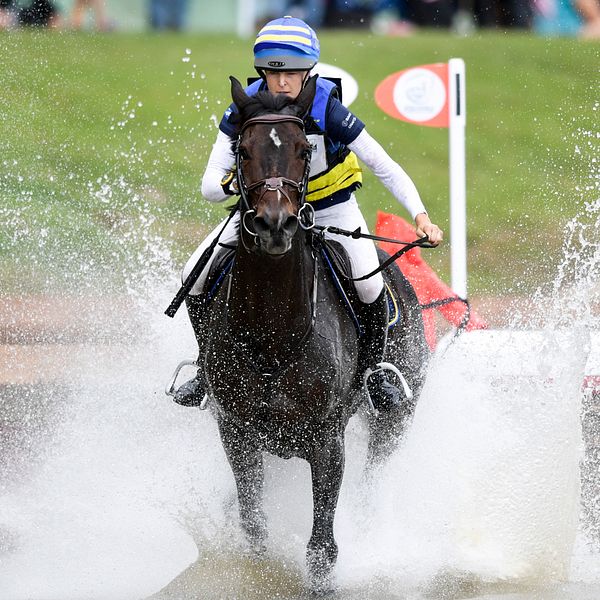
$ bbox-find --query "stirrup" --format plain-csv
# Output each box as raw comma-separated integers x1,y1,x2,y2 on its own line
165,359,210,410
363,361,413,412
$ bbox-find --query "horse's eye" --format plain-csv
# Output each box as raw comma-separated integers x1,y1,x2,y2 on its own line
239,148,250,160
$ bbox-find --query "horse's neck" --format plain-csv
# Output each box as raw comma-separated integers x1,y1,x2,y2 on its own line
229,237,314,348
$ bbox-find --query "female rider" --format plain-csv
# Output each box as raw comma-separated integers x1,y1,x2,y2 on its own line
174,16,443,410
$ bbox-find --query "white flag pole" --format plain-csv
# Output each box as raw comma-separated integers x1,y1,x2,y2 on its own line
448,58,467,299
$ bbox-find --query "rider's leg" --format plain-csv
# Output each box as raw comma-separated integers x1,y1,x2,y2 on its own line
173,213,239,407
356,289,406,411
316,196,406,411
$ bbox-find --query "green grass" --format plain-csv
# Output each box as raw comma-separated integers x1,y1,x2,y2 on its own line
0,30,597,296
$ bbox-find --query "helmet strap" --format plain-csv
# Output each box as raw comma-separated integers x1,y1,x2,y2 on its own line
301,71,312,88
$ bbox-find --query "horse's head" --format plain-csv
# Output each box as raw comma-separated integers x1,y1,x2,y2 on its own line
230,75,317,256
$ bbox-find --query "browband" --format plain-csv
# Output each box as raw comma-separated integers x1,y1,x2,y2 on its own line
240,114,305,135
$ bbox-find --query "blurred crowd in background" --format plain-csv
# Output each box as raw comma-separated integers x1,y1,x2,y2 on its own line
0,0,598,38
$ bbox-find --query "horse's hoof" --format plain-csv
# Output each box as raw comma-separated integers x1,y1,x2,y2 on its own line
308,572,335,596
307,545,336,596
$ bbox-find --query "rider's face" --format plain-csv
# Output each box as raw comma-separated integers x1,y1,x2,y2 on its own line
264,71,306,100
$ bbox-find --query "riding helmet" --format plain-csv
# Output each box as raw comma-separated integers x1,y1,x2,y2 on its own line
253,16,320,73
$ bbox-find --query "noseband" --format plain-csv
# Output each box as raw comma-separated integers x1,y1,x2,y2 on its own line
235,114,314,243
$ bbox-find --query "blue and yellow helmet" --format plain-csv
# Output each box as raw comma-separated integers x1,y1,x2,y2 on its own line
254,16,320,72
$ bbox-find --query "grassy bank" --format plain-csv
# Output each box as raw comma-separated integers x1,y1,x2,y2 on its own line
0,30,597,295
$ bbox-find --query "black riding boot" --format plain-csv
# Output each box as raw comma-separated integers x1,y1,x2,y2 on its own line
173,294,208,407
358,289,405,412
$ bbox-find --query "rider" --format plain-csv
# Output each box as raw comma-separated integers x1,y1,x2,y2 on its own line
174,15,443,410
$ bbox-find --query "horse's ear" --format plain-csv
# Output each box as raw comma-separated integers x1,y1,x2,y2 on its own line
294,74,318,117
230,76,252,111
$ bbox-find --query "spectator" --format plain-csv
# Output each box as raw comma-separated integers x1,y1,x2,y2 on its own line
370,0,451,30
370,2,416,35
534,0,599,35
17,0,60,27
149,0,188,31
0,0,16,29
70,0,110,31
574,0,600,36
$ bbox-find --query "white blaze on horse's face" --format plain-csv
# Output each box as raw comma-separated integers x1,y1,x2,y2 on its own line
269,127,282,148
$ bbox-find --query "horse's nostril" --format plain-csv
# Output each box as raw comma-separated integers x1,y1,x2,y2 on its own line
254,211,298,244
282,215,299,234
253,216,269,234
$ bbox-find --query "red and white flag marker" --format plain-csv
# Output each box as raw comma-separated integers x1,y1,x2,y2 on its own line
375,59,467,299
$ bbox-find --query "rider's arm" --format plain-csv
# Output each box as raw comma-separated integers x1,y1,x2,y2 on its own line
200,131,236,202
347,129,427,220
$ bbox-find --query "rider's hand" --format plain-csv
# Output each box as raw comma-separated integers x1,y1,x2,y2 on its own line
414,213,443,246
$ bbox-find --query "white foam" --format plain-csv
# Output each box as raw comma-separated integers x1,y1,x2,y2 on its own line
0,309,233,599
0,312,597,597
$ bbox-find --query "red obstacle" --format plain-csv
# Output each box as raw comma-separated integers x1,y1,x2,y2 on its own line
375,211,487,349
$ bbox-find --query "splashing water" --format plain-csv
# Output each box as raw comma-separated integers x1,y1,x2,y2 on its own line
0,80,599,600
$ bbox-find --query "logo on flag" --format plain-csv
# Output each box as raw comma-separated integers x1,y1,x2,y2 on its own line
375,63,449,128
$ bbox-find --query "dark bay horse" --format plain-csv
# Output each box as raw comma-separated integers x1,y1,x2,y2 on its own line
202,75,429,591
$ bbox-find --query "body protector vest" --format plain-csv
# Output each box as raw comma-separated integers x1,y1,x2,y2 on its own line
244,77,363,204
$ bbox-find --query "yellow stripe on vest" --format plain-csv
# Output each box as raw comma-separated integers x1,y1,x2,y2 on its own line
306,152,363,202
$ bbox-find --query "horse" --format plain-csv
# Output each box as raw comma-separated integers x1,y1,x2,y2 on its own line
200,75,429,591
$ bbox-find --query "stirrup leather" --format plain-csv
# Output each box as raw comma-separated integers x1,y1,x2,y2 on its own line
363,361,413,412
165,359,210,410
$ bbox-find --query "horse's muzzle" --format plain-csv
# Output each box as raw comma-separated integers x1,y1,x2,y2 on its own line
253,210,299,255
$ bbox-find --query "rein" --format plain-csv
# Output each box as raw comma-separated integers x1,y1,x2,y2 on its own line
310,223,435,282
307,223,471,331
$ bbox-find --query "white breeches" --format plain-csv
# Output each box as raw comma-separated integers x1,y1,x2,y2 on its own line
182,194,384,304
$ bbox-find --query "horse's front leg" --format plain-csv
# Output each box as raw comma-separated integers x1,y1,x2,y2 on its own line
219,420,267,554
307,432,344,592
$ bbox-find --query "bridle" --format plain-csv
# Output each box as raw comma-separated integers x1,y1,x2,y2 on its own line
235,113,315,246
